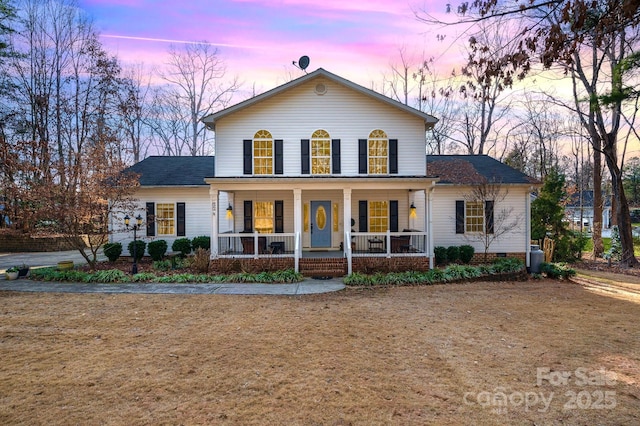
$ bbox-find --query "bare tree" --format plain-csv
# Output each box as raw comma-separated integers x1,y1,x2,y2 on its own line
151,42,239,156
418,0,640,265
463,181,522,262
117,64,152,163
448,18,519,155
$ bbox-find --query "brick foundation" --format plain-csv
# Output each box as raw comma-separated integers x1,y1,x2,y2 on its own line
468,252,526,265
210,257,295,274
352,256,431,274
0,233,88,252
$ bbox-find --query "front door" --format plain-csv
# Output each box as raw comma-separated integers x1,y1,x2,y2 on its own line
311,200,331,248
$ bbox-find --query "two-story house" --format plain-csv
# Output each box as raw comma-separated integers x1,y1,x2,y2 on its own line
112,69,537,275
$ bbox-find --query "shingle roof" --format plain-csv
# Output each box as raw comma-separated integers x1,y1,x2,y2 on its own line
427,155,539,185
124,156,214,186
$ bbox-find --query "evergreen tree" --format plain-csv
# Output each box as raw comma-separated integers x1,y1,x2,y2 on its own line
531,168,567,240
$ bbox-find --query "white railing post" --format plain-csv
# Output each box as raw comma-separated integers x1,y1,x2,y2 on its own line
386,230,391,258
294,231,300,273
345,230,352,275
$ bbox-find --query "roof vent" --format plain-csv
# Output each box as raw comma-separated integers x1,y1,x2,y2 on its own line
315,82,327,95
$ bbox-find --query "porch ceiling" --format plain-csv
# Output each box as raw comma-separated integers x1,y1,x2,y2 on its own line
205,176,438,191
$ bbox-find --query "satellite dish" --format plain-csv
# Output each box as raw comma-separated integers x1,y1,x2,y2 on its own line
298,55,310,70
293,55,310,73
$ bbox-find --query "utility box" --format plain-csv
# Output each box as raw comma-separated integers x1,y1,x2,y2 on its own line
530,244,544,274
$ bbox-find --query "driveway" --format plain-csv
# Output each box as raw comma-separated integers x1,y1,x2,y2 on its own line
0,249,106,273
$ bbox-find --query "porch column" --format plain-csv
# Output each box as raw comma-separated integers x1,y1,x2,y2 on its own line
293,188,302,262
210,188,219,258
343,188,352,234
427,183,435,269
343,188,352,275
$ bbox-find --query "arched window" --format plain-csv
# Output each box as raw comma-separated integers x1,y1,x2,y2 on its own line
253,130,273,175
311,129,331,174
368,129,388,174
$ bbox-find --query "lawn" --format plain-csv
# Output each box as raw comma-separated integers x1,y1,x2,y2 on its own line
583,236,640,256
1,281,639,425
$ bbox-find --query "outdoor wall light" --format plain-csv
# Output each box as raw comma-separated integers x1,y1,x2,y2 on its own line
124,214,143,274
226,204,233,219
410,203,417,219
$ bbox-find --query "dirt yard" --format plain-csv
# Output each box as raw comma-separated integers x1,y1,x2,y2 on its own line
1,280,639,425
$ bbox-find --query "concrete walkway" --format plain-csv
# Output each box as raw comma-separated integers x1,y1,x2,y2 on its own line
0,278,345,295
0,250,345,295
0,249,106,272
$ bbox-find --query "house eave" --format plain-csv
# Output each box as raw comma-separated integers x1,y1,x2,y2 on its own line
205,175,439,190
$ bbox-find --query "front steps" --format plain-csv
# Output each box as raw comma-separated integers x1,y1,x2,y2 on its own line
299,257,346,277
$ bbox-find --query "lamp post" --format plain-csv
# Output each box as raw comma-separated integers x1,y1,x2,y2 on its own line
124,214,143,274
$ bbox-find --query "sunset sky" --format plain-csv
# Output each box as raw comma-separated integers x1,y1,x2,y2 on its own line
78,0,467,93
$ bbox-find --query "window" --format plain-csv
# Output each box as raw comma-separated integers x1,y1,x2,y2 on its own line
368,129,388,174
156,203,175,235
253,130,273,175
254,201,274,234
369,201,388,232
311,130,331,174
464,201,485,233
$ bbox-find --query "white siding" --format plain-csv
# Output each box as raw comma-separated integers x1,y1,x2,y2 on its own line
431,186,529,254
214,77,427,177
110,187,212,256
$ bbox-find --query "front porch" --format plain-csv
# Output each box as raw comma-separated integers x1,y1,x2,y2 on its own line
215,230,429,276
206,176,437,275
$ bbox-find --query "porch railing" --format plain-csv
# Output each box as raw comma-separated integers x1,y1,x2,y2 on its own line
349,231,427,257
217,232,296,259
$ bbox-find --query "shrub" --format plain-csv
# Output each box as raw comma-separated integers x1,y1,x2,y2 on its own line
554,231,589,262
103,242,122,262
540,262,576,279
147,240,168,261
434,246,448,265
191,236,211,250
491,257,525,273
192,248,211,273
90,269,128,283
153,260,172,271
459,245,475,264
446,246,460,263
172,238,192,257
127,240,146,261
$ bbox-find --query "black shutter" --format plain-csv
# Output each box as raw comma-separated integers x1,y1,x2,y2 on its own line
359,201,368,232
275,139,283,174
176,202,186,236
358,139,367,174
331,139,341,174
146,202,155,237
389,139,398,174
243,200,253,232
275,200,284,233
301,139,310,174
390,200,398,232
455,200,465,234
485,200,494,234
243,139,252,175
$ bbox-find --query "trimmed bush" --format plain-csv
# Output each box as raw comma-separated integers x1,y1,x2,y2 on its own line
103,242,122,262
446,246,460,263
434,246,447,265
127,240,146,261
148,240,168,261
191,236,211,250
459,245,475,264
172,238,192,257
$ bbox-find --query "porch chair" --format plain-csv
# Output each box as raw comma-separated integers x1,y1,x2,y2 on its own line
241,236,268,254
